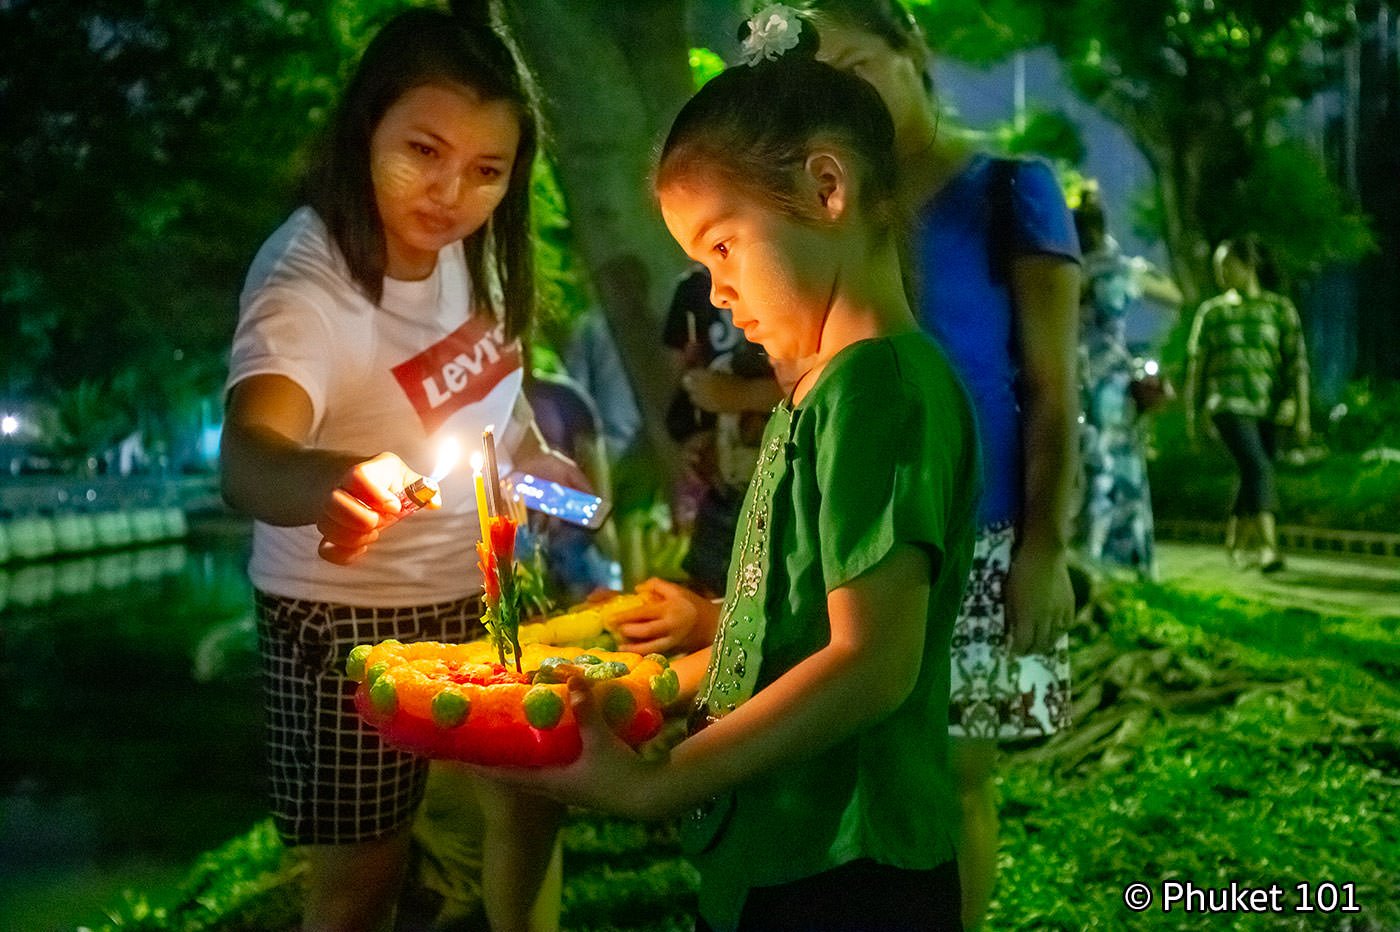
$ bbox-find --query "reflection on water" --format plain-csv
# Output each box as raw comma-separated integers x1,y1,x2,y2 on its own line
0,528,267,931
0,545,191,610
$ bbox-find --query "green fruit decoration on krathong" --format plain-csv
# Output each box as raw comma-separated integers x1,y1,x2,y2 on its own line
523,685,566,729
431,689,470,728
346,644,373,681
369,675,398,715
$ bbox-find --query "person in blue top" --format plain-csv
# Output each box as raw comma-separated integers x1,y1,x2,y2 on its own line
476,7,980,929
804,2,1082,927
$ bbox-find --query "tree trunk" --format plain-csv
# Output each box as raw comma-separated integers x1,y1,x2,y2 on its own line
1085,88,1214,307
499,0,697,488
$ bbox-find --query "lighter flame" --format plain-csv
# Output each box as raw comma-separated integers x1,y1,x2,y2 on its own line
431,437,462,482
469,450,484,475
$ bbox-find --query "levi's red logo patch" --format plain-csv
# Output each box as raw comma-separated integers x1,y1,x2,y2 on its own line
392,316,521,434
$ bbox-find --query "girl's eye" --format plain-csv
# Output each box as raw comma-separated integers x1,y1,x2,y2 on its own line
410,142,436,157
478,165,503,179
713,242,729,259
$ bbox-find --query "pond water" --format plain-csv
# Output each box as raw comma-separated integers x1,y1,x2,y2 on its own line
0,522,267,932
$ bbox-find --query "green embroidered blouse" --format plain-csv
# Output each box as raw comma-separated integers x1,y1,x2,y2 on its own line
682,332,981,931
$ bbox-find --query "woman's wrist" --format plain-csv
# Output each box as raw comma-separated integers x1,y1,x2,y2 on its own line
1015,530,1068,559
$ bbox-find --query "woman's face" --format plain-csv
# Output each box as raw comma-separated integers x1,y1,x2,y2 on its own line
369,82,520,280
659,178,838,366
814,21,931,157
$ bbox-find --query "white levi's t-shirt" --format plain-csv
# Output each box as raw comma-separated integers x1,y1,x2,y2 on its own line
228,207,523,606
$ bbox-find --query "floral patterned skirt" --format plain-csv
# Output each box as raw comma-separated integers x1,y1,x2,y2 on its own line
948,523,1072,740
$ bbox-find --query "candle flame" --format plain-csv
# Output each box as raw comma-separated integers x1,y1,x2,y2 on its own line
431,438,461,482
469,450,484,474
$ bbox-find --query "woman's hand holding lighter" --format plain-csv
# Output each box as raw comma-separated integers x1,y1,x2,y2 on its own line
316,451,440,565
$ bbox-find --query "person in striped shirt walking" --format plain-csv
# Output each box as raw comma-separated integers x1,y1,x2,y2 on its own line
1185,237,1311,572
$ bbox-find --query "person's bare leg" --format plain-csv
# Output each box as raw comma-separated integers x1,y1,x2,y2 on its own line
951,737,1000,931
1224,515,1243,567
1259,512,1284,572
301,831,412,932
472,775,565,932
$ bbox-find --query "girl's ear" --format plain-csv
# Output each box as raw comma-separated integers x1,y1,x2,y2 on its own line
803,150,850,221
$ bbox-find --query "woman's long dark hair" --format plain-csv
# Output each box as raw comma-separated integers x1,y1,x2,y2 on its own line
303,6,539,338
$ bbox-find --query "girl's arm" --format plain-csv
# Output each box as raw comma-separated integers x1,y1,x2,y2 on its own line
221,374,427,563
1008,253,1081,655
482,544,931,820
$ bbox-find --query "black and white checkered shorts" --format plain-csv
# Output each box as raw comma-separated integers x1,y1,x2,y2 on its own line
254,590,484,846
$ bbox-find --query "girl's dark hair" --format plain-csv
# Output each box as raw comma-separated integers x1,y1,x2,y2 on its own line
657,21,898,234
798,0,932,93
304,6,539,338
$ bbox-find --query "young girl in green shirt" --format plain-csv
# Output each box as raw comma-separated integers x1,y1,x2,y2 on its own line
481,7,980,929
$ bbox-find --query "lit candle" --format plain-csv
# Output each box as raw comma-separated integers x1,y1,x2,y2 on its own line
482,426,504,517
431,437,461,483
470,451,491,543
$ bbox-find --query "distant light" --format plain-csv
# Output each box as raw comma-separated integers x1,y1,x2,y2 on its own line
1144,359,1160,377
1,414,18,436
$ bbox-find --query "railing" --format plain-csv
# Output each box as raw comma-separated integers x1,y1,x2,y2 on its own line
1156,519,1400,561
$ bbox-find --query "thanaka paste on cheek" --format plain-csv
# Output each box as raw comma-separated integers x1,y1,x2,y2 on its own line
372,152,422,199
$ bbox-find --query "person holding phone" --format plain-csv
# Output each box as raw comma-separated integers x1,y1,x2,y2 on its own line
220,8,585,929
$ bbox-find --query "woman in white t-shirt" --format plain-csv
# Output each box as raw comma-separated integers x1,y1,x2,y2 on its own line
221,8,583,930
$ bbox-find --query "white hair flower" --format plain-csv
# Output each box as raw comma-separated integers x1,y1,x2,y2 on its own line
740,4,802,66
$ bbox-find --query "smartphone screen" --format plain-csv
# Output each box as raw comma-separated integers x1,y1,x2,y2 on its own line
505,471,611,530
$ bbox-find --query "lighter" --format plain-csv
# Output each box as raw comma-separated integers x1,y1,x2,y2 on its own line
375,475,440,530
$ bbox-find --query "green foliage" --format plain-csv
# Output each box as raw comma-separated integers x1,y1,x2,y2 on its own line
979,0,1364,300
688,47,726,88
48,379,132,465
995,107,1087,167
1047,0,1352,123
1326,379,1400,454
531,154,594,353
93,820,300,931
908,0,1047,63
1147,382,1400,532
1222,141,1375,284
0,0,383,459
